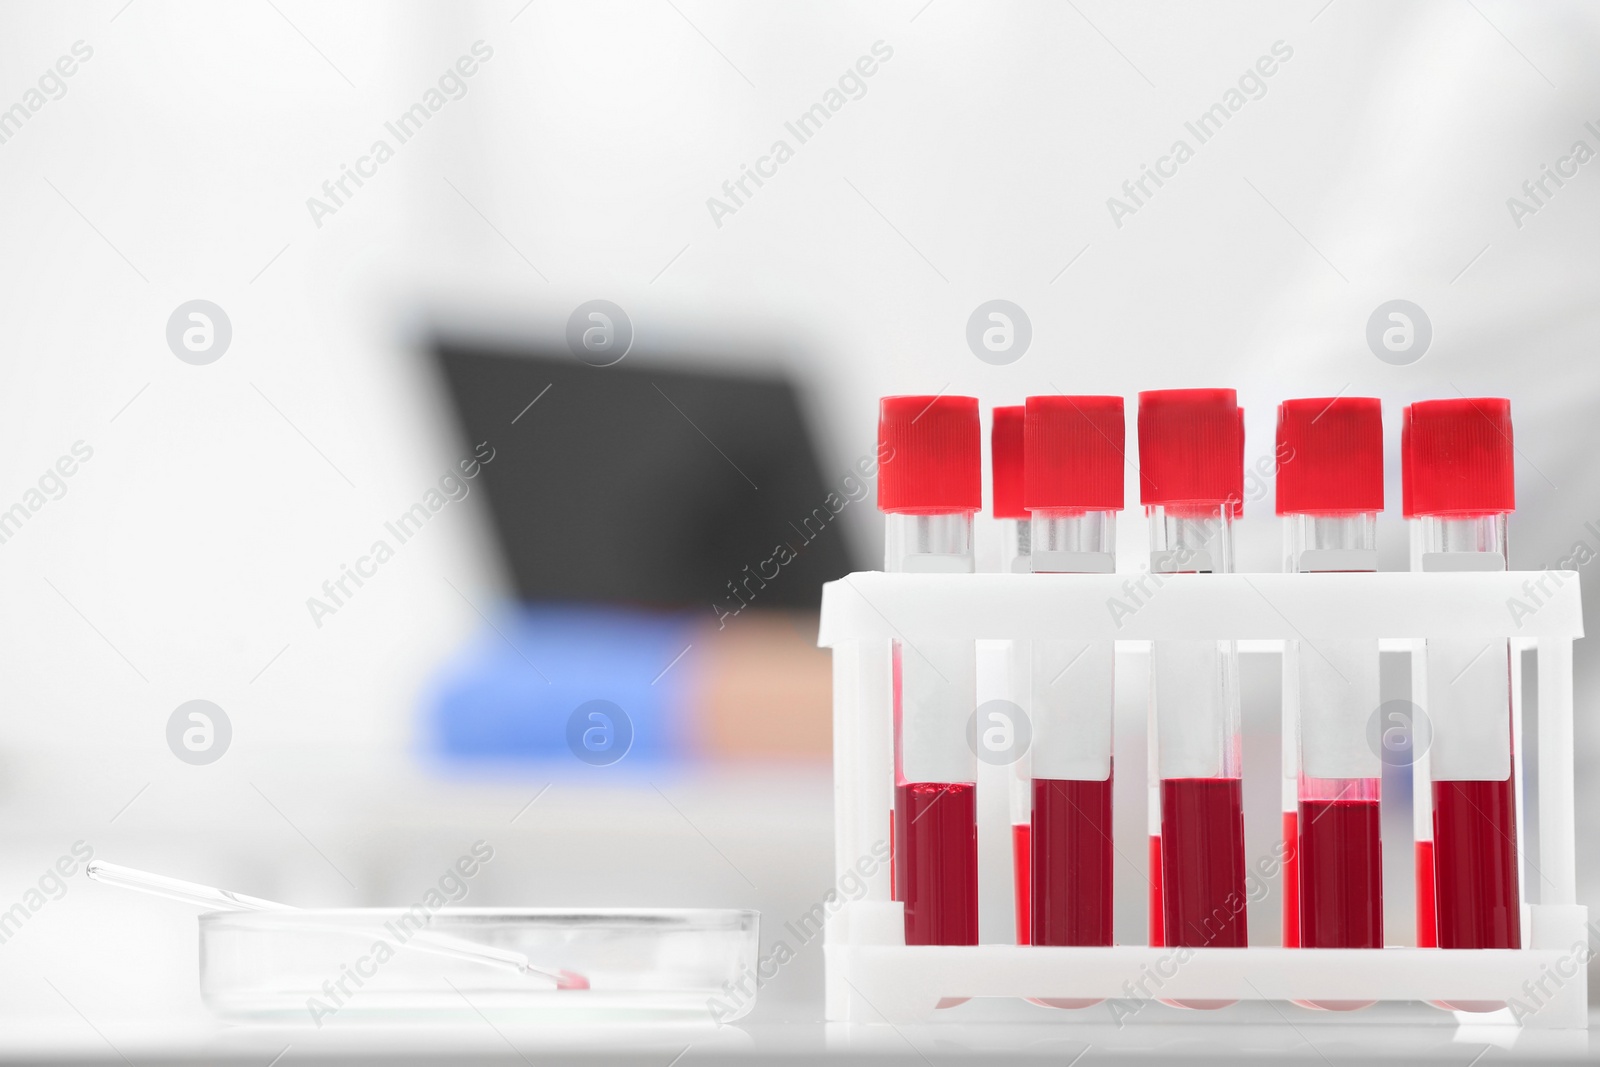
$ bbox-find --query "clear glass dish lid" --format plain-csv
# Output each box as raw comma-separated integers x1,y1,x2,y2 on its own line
199,907,759,1024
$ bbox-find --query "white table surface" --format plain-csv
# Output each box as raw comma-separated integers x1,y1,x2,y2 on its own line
0,1010,1596,1065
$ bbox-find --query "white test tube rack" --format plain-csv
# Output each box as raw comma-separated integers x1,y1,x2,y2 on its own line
817,570,1586,1026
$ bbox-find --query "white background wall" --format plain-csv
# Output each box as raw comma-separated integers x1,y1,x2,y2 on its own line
0,0,1598,1039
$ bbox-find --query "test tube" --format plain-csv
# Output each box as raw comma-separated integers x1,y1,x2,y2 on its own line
1024,395,1123,953
1277,398,1385,963
991,405,1033,945
1281,688,1300,949
1401,419,1437,948
1137,389,1247,958
878,395,981,947
1403,399,1521,961
994,406,1031,576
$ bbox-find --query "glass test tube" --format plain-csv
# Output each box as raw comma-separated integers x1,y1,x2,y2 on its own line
1022,395,1124,954
1138,390,1248,963
1416,516,1520,949
1404,399,1521,962
1029,507,1117,950
1277,397,1386,961
1149,502,1246,949
1289,515,1383,951
1402,414,1436,948
879,395,981,947
991,405,1033,945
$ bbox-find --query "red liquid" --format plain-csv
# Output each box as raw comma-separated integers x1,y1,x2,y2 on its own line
1415,840,1436,947
1013,823,1031,944
1281,810,1300,948
889,639,978,946
1031,777,1114,946
1298,799,1383,948
1148,835,1164,946
1433,777,1521,949
893,781,978,945
1160,778,1247,947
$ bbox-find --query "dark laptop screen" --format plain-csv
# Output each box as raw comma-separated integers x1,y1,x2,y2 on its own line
432,338,859,611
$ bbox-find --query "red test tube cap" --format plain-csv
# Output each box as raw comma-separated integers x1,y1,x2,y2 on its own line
1232,406,1245,519
1402,398,1515,516
1137,389,1243,513
1275,397,1384,515
877,395,982,513
1023,395,1125,512
1401,405,1414,518
991,405,1026,519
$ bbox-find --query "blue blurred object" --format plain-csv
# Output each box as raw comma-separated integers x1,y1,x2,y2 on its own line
427,604,698,767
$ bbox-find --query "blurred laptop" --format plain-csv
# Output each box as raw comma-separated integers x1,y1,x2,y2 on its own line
424,333,857,767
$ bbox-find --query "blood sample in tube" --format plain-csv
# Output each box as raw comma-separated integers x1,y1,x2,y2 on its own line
1138,389,1249,967
1403,399,1521,957
992,405,1033,945
1021,394,1124,953
1139,390,1248,959
1277,396,1386,964
878,395,982,948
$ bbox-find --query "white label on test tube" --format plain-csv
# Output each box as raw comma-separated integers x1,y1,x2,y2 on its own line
1002,636,1033,827
1031,641,1113,781
1421,552,1511,781
899,637,978,784
1297,548,1378,572
1031,550,1114,574
1281,647,1298,828
901,554,979,575
1153,640,1230,780
1299,640,1382,780
1410,635,1431,842
1151,548,1211,574
1420,552,1506,573
1426,639,1511,780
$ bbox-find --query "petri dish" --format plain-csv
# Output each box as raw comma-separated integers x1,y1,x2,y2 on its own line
200,908,758,1024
